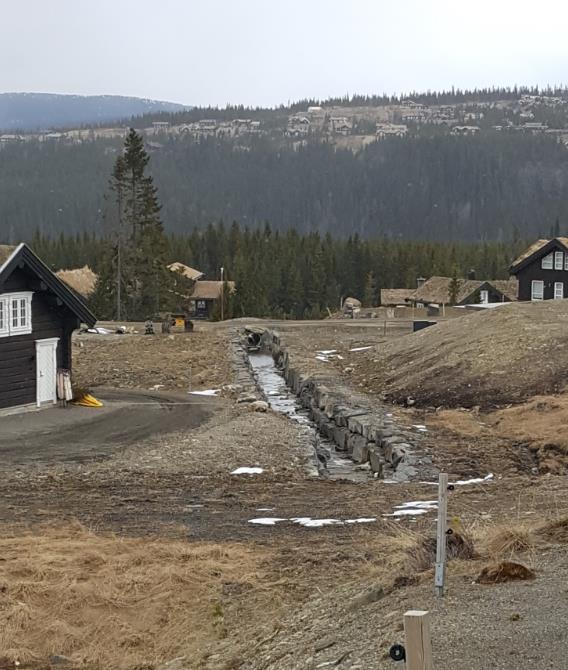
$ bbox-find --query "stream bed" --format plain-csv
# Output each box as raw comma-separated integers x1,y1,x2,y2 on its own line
248,353,369,482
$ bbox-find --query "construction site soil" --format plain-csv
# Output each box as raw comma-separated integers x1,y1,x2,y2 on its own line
2,317,568,669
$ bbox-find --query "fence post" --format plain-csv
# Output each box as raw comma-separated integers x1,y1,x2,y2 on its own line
435,472,449,597
404,610,433,670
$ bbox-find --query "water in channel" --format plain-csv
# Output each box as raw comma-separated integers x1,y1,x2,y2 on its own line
247,353,369,482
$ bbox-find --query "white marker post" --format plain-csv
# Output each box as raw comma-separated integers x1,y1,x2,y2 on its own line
404,610,433,670
434,472,449,597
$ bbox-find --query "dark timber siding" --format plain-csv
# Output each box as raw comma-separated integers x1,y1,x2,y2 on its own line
0,269,77,410
515,243,568,301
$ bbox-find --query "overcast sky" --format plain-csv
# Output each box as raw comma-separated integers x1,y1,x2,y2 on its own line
2,0,567,107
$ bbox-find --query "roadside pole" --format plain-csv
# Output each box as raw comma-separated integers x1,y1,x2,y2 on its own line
220,266,224,322
435,472,449,597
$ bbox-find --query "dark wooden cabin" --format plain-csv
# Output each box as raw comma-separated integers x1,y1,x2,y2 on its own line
0,244,96,412
510,238,568,301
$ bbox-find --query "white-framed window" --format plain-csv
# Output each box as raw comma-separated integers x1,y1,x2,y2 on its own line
555,251,564,270
480,289,489,304
531,280,544,301
564,255,568,271
542,253,553,269
555,282,564,300
0,292,33,337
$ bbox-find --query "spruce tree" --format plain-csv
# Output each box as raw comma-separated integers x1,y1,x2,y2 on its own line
363,271,376,307
121,129,173,319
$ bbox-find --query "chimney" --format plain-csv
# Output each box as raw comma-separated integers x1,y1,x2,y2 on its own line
416,277,426,288
467,269,476,280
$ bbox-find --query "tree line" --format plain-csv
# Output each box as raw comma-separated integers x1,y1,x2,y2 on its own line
32,221,523,320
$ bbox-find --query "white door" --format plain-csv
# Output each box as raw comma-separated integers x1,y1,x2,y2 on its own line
36,338,59,406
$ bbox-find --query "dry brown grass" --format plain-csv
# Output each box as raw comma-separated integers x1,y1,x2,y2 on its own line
0,524,266,669
480,523,538,559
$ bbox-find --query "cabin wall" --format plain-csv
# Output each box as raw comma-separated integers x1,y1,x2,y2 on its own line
516,264,568,301
0,269,76,409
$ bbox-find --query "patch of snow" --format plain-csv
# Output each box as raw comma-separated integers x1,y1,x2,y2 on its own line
256,507,274,512
291,517,342,527
248,518,287,525
318,349,337,355
384,499,438,518
315,355,329,362
349,346,372,352
395,500,438,509
386,508,430,517
413,424,427,429
189,389,220,396
344,517,376,524
454,473,494,486
420,473,494,486
231,467,264,475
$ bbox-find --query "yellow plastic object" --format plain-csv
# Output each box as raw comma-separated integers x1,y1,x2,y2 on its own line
72,394,103,408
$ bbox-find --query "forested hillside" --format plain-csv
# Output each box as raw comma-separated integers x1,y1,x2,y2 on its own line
2,132,568,242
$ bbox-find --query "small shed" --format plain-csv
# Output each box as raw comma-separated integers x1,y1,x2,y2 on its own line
189,281,236,319
0,244,96,412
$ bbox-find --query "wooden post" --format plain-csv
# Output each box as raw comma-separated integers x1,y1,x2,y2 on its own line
435,472,449,597
404,610,433,670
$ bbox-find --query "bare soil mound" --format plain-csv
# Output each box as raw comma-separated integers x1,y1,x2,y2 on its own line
347,301,568,408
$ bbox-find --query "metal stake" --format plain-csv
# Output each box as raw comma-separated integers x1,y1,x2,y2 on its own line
435,472,449,597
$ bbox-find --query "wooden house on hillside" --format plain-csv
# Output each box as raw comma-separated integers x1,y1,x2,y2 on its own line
0,244,96,412
189,281,236,319
407,276,518,307
55,266,98,299
380,289,415,307
510,238,568,300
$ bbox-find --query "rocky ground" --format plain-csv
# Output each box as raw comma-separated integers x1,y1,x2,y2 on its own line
2,317,568,669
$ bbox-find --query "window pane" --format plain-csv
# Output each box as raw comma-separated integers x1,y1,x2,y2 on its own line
0,301,3,330
555,252,563,269
12,299,18,327
20,298,26,326
542,253,553,269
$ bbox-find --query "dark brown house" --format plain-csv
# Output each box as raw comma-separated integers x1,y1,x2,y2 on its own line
0,244,96,412
407,276,518,307
510,238,568,301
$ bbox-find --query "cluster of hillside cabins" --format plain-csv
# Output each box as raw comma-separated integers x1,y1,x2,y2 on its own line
380,237,568,308
0,238,567,413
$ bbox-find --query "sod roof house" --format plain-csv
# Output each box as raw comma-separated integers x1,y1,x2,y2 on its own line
379,289,415,306
510,237,568,301
55,266,98,299
407,276,518,306
0,244,96,411
189,280,236,319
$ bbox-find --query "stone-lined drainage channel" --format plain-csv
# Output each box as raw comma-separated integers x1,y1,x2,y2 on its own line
248,353,369,482
230,328,437,483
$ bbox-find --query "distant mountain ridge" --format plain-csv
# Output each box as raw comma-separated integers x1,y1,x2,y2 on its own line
0,93,188,131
